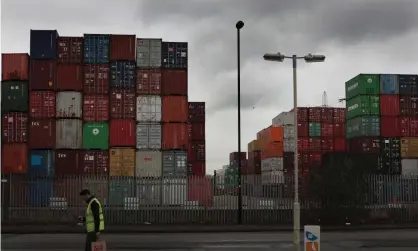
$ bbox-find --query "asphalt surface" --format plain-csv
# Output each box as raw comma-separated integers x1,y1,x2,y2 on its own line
3,230,418,250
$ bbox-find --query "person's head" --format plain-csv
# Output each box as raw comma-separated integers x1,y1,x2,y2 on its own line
79,189,92,202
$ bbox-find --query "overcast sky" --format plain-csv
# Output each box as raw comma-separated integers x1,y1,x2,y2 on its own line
2,0,418,173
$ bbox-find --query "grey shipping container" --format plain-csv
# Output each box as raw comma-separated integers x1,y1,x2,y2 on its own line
136,178,162,205
135,150,162,177
56,119,83,148
136,123,162,150
1,81,28,112
56,91,83,118
136,38,162,68
109,178,135,205
162,150,187,177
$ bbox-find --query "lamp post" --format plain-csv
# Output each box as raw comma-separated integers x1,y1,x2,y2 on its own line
263,52,325,249
236,20,244,224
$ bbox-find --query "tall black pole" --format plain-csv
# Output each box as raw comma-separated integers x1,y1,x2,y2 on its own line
236,20,244,225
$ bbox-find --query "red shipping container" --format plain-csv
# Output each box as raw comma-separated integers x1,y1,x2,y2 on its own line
29,60,57,90
320,107,333,123
109,119,136,147
2,174,28,207
136,68,162,95
187,176,213,207
188,141,205,162
291,107,308,122
308,137,321,151
321,138,334,151
110,35,136,61
333,123,346,137
29,91,56,118
2,143,28,173
28,119,56,149
54,178,83,206
400,117,418,137
400,96,418,117
2,53,29,81
189,102,205,122
189,122,205,141
247,151,261,174
333,108,346,123
162,96,188,123
348,137,380,153
297,137,309,151
298,123,309,137
83,95,109,121
308,107,321,122
381,116,400,137
230,152,247,162
55,150,83,175
110,89,136,119
162,123,188,150
299,152,310,167
81,150,109,175
187,162,206,176
2,113,28,143
334,137,346,152
308,152,322,167
56,64,83,91
84,64,110,94
57,36,83,64
380,95,400,116
321,123,334,137
161,69,188,95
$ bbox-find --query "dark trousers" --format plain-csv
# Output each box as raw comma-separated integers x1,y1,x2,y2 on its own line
85,232,98,251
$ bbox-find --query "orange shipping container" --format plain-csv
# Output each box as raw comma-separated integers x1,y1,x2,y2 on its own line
401,137,418,158
2,143,28,173
2,53,29,81
162,96,188,123
109,148,135,176
261,141,283,160
162,123,189,150
264,126,284,143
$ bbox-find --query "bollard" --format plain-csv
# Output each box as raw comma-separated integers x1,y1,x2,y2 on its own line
304,225,320,251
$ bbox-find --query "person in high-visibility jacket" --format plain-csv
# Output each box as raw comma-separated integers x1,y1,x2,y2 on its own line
78,189,105,251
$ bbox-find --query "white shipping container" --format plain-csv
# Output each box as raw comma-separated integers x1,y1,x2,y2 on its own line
136,96,162,122
56,119,82,149
283,125,295,139
135,150,162,177
136,123,162,149
162,178,187,205
261,157,283,172
136,38,162,68
272,111,294,126
56,91,82,118
284,138,296,152
401,159,418,177
261,171,284,184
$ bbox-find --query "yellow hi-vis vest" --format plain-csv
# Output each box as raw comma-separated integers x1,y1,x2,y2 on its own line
86,198,104,232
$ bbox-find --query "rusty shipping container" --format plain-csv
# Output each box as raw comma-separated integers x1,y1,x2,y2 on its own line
162,123,188,150
189,122,205,141
188,141,205,162
161,69,188,95
109,147,135,176
401,137,418,158
2,143,28,174
56,65,83,91
56,91,83,118
110,35,136,61
400,96,418,117
110,89,136,119
56,119,83,149
83,95,109,121
29,60,57,90
29,119,56,149
136,68,162,95
162,96,188,122
84,64,110,94
188,102,205,123
2,53,29,81
2,113,28,143
29,91,56,118
54,178,83,206
81,150,109,175
54,150,83,175
109,119,136,147
57,36,83,64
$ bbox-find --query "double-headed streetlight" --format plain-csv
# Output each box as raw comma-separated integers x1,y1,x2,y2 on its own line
263,52,325,248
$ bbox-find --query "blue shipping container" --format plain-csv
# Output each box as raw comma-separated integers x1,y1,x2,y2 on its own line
84,34,110,64
162,42,188,69
380,74,399,94
29,150,55,176
28,178,53,206
30,30,59,60
399,75,418,96
110,61,136,88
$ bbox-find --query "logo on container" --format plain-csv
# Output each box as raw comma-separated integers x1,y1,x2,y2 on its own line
92,128,100,135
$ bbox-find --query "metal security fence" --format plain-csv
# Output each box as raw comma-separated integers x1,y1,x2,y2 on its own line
1,174,418,225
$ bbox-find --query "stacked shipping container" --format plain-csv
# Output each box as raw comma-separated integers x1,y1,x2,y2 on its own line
187,102,206,176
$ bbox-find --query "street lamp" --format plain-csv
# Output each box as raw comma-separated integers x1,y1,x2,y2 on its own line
263,52,325,249
236,20,244,224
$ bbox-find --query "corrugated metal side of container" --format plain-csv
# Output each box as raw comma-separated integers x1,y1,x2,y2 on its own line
109,89,136,119
83,64,110,94
81,150,109,175
108,178,135,205
30,30,58,60
110,35,136,61
136,95,162,122
109,119,136,147
54,149,82,175
162,96,188,123
29,91,56,118
29,150,54,176
109,148,135,176
380,74,399,94
401,159,418,176
149,39,162,67
2,112,28,143
162,178,187,205
83,34,110,64
381,116,400,137
320,108,333,123
136,68,162,95
109,61,136,89
399,75,418,96
162,150,188,177
188,162,206,176
29,119,56,149
161,69,188,95
136,123,162,150
56,119,83,149
188,141,205,162
56,65,83,91
1,81,29,113
83,95,109,121
136,38,150,67
27,178,53,206
401,138,418,158
82,176,109,205
135,178,162,206
400,96,418,117
56,91,83,118
82,122,109,150
162,42,188,69
297,123,309,137
162,123,189,150
380,94,399,116
135,150,162,177
1,143,28,174
29,60,57,90
57,36,84,64
188,102,205,122
2,53,29,81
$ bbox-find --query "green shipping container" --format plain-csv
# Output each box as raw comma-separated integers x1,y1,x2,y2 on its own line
346,95,380,119
1,81,28,112
224,166,238,188
346,116,380,139
83,122,109,149
109,179,135,205
308,123,321,136
345,74,380,99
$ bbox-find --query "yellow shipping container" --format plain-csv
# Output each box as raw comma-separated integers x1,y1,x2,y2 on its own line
401,138,418,158
248,139,261,152
109,147,135,176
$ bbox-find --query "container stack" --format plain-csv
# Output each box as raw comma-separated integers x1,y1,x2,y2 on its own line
258,126,284,187
246,140,262,196
187,102,206,176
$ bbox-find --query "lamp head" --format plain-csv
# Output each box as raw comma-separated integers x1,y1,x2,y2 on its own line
236,21,244,30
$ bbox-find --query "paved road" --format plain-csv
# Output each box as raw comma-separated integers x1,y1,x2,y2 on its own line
3,230,418,250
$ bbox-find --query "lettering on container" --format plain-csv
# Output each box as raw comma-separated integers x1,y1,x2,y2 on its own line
347,104,358,111
58,153,67,158
347,82,358,92
85,155,94,161
31,121,40,126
